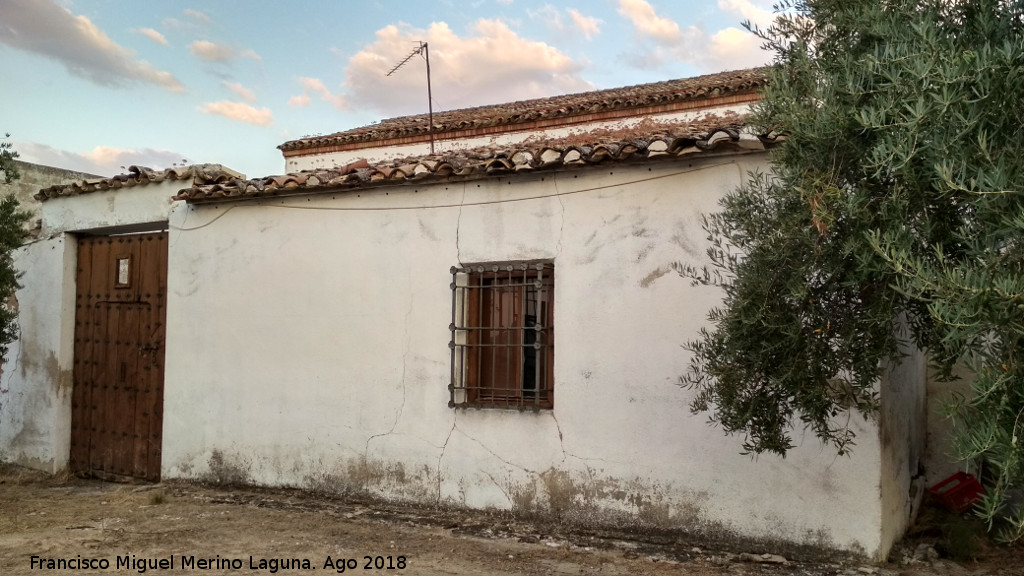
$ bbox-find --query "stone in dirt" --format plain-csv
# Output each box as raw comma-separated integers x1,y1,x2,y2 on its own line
738,553,788,564
912,543,940,563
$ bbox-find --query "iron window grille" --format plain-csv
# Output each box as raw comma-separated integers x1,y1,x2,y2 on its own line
449,262,554,410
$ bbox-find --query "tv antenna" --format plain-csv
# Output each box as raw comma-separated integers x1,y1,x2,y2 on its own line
387,41,434,154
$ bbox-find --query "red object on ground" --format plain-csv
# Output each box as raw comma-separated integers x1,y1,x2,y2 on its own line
928,472,985,513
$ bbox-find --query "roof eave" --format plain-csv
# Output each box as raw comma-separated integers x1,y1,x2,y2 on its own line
179,133,781,205
278,68,770,154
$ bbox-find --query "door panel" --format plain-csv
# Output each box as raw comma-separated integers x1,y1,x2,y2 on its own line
70,232,167,481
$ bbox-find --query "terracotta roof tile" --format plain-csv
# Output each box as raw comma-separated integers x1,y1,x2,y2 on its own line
279,68,769,154
34,164,244,202
178,114,784,204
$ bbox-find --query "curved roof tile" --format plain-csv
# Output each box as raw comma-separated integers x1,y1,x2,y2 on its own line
178,118,784,204
35,164,244,202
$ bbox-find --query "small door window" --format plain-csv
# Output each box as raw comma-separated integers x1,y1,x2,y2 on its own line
115,257,131,288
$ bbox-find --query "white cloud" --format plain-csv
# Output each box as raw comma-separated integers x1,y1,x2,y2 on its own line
189,40,261,62
189,40,232,62
568,9,601,40
16,141,189,176
300,77,330,95
617,0,680,44
718,0,775,28
527,5,564,32
527,6,600,41
136,28,168,46
184,9,212,24
0,0,184,92
706,27,769,70
291,76,349,110
616,0,770,71
223,81,257,102
163,9,209,33
497,0,514,4
342,20,591,116
198,101,273,126
288,94,311,108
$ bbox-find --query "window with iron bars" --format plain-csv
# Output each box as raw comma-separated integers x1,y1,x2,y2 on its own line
449,262,554,409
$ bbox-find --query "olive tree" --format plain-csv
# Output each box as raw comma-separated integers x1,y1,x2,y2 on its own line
0,134,32,353
683,0,1024,540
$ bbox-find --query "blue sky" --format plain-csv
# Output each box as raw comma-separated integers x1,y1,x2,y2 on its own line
0,0,774,178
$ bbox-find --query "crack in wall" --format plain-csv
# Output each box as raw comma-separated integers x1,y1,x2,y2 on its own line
0,317,26,444
481,468,514,507
549,411,568,464
363,275,414,458
436,414,457,502
547,413,623,465
554,175,566,258
564,453,623,466
0,321,24,395
366,432,447,451
453,422,540,476
549,411,621,465
447,411,613,489
455,183,467,264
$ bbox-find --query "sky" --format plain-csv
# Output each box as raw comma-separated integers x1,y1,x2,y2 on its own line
0,0,775,179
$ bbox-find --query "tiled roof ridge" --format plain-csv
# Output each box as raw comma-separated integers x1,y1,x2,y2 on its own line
279,67,769,153
35,163,245,202
180,117,783,204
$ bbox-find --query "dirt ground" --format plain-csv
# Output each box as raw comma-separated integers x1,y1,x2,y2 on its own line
1,465,1020,576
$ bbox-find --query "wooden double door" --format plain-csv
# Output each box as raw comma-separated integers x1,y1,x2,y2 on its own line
70,232,168,481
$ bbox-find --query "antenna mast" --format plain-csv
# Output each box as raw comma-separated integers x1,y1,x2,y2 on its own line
387,41,434,154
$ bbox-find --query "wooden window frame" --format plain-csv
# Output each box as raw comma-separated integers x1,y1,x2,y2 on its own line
449,262,554,410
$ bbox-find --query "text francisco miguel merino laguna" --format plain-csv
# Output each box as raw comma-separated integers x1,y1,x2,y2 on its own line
30,554,408,573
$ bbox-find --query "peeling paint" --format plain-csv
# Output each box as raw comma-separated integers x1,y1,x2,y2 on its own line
176,445,746,545
539,469,575,518
502,466,716,534
176,458,193,476
299,456,434,502
8,419,48,455
0,235,77,476
205,450,250,486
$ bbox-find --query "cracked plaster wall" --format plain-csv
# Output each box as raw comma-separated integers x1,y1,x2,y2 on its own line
0,236,76,473
162,155,906,558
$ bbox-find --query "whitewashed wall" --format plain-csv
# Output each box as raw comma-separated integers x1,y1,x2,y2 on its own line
38,180,176,237
0,155,928,559
878,337,927,554
0,235,76,472
161,154,916,558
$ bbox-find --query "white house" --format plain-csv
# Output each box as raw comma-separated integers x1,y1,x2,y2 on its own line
0,69,928,559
